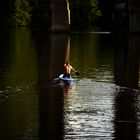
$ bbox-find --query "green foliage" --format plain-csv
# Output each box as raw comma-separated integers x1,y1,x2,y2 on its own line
89,0,102,22
0,0,51,27
9,0,32,26
70,0,102,26
0,0,101,28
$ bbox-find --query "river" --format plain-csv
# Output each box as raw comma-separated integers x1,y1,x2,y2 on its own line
0,27,139,140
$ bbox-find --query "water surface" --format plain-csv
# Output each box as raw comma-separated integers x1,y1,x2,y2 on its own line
0,28,139,140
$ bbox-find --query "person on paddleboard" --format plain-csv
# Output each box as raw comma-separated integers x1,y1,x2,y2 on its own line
63,62,75,78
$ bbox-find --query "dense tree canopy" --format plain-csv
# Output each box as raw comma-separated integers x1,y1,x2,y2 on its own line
0,0,32,26
0,0,108,29
0,0,51,27
70,0,102,27
9,0,32,26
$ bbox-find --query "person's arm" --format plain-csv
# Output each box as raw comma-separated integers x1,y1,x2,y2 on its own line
71,65,80,75
71,66,76,72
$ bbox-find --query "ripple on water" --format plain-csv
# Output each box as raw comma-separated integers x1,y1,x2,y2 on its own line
0,84,35,102
64,78,116,139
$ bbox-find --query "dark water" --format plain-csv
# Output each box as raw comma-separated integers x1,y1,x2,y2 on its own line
0,28,140,140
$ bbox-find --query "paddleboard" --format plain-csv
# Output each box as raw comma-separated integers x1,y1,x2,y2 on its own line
59,74,75,83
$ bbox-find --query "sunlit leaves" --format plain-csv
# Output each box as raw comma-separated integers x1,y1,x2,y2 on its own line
9,0,32,26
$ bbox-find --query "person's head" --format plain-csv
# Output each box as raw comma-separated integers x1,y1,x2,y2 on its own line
65,61,69,65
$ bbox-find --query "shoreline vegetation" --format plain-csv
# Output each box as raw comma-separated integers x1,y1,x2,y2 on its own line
0,0,102,32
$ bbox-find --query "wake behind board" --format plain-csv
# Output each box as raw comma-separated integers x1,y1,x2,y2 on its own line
59,74,75,84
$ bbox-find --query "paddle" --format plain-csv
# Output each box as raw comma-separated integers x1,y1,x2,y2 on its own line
73,68,80,76
75,71,80,76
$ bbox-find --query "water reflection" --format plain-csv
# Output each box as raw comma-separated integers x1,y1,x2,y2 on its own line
0,28,39,140
0,28,139,140
70,33,114,82
64,80,116,139
113,32,140,89
112,32,140,139
32,31,68,139
0,28,72,140
63,32,115,139
114,88,139,140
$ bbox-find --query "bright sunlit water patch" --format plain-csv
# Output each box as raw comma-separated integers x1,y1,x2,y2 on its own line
64,79,117,139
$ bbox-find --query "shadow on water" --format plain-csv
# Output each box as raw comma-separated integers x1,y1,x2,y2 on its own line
112,31,140,139
0,28,40,140
32,31,70,139
0,28,69,140
112,32,140,89
114,88,139,140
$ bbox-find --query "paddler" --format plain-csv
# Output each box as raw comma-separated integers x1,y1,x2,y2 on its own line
63,61,75,78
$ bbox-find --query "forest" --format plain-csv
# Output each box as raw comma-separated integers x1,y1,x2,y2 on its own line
0,0,113,29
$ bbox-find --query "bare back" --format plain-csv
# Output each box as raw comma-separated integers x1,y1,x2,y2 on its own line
64,64,73,74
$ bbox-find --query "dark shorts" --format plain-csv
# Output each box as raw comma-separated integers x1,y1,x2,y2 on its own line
63,73,70,78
